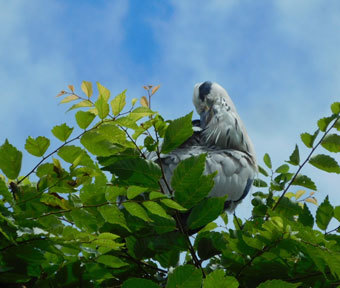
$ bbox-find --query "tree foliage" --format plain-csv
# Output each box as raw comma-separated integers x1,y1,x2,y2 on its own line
0,82,340,287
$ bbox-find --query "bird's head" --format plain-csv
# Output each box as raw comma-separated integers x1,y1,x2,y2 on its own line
193,81,236,128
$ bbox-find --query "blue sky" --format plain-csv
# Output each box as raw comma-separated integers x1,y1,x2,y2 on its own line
1,0,340,219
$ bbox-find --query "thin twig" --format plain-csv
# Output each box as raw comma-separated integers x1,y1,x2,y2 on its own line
325,225,340,235
272,116,340,211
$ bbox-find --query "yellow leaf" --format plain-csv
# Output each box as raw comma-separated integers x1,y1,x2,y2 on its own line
295,190,306,200
68,85,75,93
143,86,149,90
151,85,160,95
140,96,149,107
60,94,79,104
56,90,67,97
305,197,318,205
88,107,98,115
131,98,138,106
81,81,93,98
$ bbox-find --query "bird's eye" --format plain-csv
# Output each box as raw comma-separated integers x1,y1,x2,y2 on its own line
198,81,212,102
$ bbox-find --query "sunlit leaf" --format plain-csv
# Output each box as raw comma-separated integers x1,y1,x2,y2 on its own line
321,134,340,153
60,94,79,104
300,130,319,148
318,115,336,132
25,136,50,157
331,102,340,114
309,154,340,173
166,265,202,288
295,190,306,200
140,96,149,107
160,199,187,211
123,202,152,222
75,111,96,129
96,82,110,101
52,123,73,142
127,186,148,199
95,97,109,119
81,81,93,98
316,196,333,230
151,85,160,95
96,255,128,268
67,100,93,112
204,270,239,288
111,90,126,116
142,201,172,219
305,197,317,205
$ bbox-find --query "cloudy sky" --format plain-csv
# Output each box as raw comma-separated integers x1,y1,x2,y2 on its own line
1,0,340,220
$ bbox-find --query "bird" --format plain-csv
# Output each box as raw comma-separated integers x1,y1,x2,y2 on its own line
155,81,257,212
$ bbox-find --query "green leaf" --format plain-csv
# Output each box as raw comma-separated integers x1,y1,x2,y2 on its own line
299,204,314,227
97,82,110,101
96,255,128,268
67,100,93,112
129,106,155,121
58,145,94,168
187,196,226,229
123,202,152,222
287,145,300,166
81,81,93,98
331,102,340,114
321,134,340,152
24,136,50,157
172,154,214,208
263,153,272,169
102,158,161,189
0,139,22,179
60,94,79,103
166,265,202,288
95,97,109,119
75,111,96,129
98,205,130,231
51,123,73,142
334,206,340,222
275,164,289,174
257,279,301,288
292,174,317,190
142,201,171,219
122,278,160,288
127,186,148,199
203,270,239,288
258,165,269,177
160,199,187,211
149,191,167,200
316,196,334,230
161,112,193,154
253,179,267,187
111,90,126,116
309,154,340,173
318,115,336,132
300,130,319,148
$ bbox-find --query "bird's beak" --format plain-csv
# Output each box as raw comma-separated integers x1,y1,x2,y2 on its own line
200,106,213,128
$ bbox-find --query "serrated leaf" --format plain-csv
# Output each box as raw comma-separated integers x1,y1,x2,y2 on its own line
334,206,340,222
95,97,109,119
98,205,130,231
140,96,149,107
287,145,300,166
96,255,128,268
0,139,22,179
187,196,226,229
75,111,96,129
258,165,268,177
166,265,202,288
263,153,272,169
331,102,340,114
123,202,152,222
316,196,333,230
275,164,289,174
25,136,50,157
96,82,110,101
160,199,187,211
127,186,148,199
129,106,155,121
292,174,317,190
122,278,159,288
60,94,79,104
51,123,73,142
67,100,93,112
309,154,340,173
301,130,319,148
257,279,301,288
149,191,166,200
318,115,336,132
253,178,267,187
295,190,306,200
81,81,93,98
111,90,126,116
161,112,193,154
204,270,239,288
321,134,340,152
172,154,213,208
142,201,171,219
299,204,314,227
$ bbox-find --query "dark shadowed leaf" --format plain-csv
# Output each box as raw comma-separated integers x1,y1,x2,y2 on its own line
0,139,22,179
25,136,50,157
309,154,340,173
75,111,96,129
287,145,300,166
321,134,340,152
257,279,301,288
275,164,289,174
258,165,269,177
263,153,272,169
253,179,267,187
161,112,193,153
292,174,317,190
166,265,202,288
52,123,73,142
123,278,159,288
316,196,333,230
299,204,314,227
